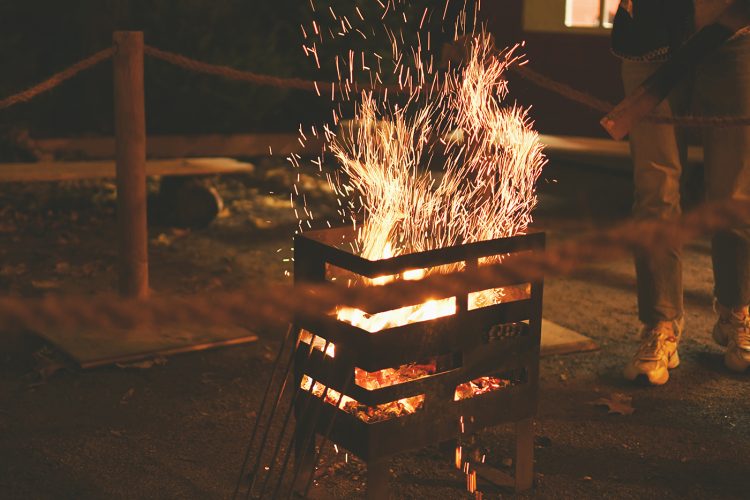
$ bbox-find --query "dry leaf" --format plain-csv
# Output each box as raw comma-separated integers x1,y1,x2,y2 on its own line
120,388,136,405
591,392,635,415
152,233,173,246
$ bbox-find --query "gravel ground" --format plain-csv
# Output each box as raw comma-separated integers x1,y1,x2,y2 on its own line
1,159,749,499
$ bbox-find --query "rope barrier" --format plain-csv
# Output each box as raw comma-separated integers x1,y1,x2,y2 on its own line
0,197,747,333
143,45,325,92
143,45,750,128
510,64,750,128
0,47,115,111
511,65,615,114
1,43,749,128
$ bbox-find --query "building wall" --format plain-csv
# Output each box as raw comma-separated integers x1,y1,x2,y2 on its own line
483,1,623,137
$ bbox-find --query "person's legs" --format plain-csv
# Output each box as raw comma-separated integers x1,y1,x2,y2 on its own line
621,58,691,384
623,59,691,324
694,33,750,372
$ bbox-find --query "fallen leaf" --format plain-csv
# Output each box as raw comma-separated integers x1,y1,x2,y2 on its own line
152,233,173,246
591,392,635,415
120,388,136,405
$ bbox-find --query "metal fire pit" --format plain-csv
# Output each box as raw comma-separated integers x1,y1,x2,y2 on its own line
292,227,544,498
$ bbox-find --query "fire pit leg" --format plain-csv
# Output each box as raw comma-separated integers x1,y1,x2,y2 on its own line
514,418,534,492
293,433,316,495
366,457,389,500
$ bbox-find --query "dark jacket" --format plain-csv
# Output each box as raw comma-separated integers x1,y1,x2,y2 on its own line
612,0,695,60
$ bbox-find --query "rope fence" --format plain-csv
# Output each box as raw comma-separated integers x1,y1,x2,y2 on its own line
0,47,115,111
1,43,749,127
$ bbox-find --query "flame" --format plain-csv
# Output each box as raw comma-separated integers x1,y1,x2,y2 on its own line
300,374,425,423
337,297,456,333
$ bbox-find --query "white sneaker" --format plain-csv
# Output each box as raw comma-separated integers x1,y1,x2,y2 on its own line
712,303,750,373
623,318,683,386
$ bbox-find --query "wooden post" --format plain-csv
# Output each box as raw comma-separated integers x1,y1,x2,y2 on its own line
515,418,534,492
366,457,389,500
113,31,148,298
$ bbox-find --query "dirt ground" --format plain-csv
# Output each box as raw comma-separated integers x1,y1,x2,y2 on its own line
1,159,749,499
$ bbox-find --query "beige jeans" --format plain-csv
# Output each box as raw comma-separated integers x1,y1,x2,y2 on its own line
622,32,750,325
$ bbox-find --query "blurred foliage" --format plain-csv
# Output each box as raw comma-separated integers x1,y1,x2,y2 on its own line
0,0,470,138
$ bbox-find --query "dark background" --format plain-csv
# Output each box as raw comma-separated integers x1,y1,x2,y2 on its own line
0,0,622,140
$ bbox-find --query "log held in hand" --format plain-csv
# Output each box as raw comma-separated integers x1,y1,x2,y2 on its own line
113,31,149,299
601,1,750,140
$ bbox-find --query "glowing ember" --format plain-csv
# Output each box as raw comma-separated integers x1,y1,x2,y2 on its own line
354,362,437,389
454,376,512,401
300,374,425,423
299,330,335,357
337,297,456,332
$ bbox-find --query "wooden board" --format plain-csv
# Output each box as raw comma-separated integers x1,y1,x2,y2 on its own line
35,325,258,369
33,133,324,160
25,133,705,174
539,134,704,172
0,157,254,183
540,319,598,357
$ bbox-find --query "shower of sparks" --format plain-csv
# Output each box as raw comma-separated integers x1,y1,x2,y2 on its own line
292,1,545,263
291,0,546,430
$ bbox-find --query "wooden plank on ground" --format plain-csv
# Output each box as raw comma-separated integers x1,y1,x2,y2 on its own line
30,133,702,172
33,133,323,160
539,134,703,171
34,325,258,369
0,157,254,183
540,319,598,357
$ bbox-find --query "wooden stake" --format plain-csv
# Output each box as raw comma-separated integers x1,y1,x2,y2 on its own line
113,31,148,298
515,417,534,492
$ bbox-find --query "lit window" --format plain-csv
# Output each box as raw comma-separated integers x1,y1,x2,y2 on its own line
566,0,620,29
524,0,620,33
